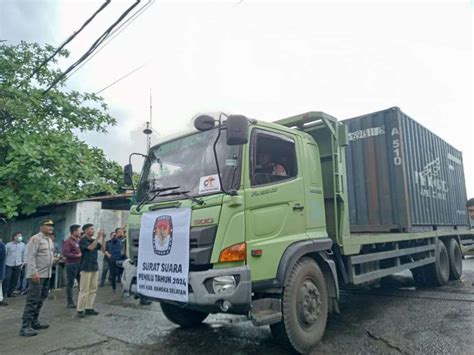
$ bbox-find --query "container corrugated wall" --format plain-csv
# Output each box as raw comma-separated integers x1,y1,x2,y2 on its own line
343,107,469,232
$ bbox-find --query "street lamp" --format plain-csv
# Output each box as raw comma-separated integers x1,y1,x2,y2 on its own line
143,121,152,153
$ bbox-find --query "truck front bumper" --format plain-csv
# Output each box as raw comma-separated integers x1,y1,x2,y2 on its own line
122,260,251,314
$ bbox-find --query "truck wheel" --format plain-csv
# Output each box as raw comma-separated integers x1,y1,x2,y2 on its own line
270,257,328,354
160,302,208,328
447,239,462,280
411,266,429,286
425,240,450,286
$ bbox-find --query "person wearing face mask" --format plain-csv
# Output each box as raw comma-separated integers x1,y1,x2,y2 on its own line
2,232,25,298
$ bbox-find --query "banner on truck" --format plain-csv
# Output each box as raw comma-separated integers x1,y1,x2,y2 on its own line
137,208,191,302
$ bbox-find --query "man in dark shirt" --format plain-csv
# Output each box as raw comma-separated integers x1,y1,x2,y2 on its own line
76,224,105,318
104,229,125,292
63,225,82,308
116,228,126,284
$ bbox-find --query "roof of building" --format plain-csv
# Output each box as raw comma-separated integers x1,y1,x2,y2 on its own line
48,192,133,207
1,192,134,222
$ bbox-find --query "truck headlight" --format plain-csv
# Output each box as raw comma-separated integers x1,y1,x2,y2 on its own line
212,275,236,294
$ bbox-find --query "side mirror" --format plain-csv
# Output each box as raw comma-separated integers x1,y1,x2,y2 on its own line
226,115,249,145
194,115,216,131
123,164,133,186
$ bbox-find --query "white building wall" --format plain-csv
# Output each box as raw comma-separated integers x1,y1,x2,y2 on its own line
75,201,102,228
74,202,129,281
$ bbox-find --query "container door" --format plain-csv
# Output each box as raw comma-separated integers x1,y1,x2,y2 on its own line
244,129,306,281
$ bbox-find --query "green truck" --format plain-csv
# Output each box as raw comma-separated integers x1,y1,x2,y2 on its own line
122,109,473,353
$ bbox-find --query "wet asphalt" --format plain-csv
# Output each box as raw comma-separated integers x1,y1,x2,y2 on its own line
1,257,473,355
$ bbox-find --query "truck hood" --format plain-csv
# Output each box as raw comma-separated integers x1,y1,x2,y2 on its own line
129,193,224,227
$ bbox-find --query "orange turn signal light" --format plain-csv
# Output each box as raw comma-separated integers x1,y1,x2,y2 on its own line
219,242,246,263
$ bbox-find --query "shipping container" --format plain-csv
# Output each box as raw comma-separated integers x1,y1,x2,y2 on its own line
343,107,469,233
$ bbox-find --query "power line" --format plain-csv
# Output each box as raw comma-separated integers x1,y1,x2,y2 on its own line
68,0,154,79
67,0,155,81
95,63,147,95
28,0,111,80
43,0,142,94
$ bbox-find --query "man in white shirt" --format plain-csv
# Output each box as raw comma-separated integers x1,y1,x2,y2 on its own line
2,232,25,298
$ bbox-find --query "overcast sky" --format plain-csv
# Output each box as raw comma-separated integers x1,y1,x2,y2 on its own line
1,0,473,196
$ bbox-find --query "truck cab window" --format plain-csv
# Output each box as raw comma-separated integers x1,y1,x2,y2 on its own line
251,131,297,186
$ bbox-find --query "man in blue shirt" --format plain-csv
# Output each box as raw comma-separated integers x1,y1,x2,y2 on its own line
104,228,125,292
2,232,25,298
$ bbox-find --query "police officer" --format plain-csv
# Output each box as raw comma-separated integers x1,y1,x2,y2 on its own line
20,220,55,337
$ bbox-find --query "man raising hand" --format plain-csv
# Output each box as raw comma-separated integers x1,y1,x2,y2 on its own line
76,224,105,318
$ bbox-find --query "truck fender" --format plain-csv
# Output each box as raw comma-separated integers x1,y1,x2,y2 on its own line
276,239,340,313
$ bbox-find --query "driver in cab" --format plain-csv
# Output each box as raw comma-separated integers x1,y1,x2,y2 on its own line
255,152,287,177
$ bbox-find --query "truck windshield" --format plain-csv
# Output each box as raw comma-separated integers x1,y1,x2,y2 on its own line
137,129,241,203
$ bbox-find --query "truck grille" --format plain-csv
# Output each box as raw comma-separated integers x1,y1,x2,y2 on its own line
129,225,217,271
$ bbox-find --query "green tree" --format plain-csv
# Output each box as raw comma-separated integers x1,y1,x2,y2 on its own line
0,42,123,218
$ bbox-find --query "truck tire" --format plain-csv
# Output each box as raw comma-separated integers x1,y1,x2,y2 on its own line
411,266,428,286
270,257,328,354
447,238,462,280
160,302,208,328
425,240,450,286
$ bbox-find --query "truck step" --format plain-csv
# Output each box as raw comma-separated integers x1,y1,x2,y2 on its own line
250,298,282,326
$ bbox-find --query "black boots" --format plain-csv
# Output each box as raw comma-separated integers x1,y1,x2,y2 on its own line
31,320,50,330
19,321,38,337
77,309,99,318
20,319,49,336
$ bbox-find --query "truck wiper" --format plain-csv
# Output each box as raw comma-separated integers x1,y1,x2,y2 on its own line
159,190,205,206
136,185,181,211
149,186,181,194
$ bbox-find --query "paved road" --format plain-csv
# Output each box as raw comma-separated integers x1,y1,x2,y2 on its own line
1,258,473,354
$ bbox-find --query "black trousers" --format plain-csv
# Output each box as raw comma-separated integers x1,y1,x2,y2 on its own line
21,278,50,324
17,266,26,291
109,260,118,290
3,265,21,296
100,258,110,286
65,263,81,304
117,263,124,283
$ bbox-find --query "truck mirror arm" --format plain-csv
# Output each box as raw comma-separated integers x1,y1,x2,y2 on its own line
213,113,231,196
127,152,148,191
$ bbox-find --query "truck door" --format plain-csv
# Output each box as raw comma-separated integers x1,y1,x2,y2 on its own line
244,129,307,282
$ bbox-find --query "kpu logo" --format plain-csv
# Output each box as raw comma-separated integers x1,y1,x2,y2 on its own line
152,215,173,256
